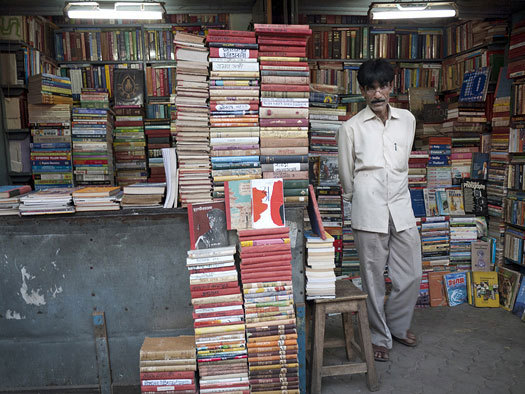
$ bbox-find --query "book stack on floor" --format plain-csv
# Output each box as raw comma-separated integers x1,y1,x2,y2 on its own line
0,185,32,215
113,107,147,186
27,73,74,106
255,23,311,207
341,198,359,277
72,186,121,212
420,216,450,271
450,146,478,186
120,183,165,208
145,119,171,183
206,29,261,199
173,31,212,206
71,105,114,186
489,67,512,265
409,150,429,188
140,336,197,394
19,188,75,215
186,245,250,394
449,216,479,271
237,227,299,393
28,104,74,190
304,230,336,299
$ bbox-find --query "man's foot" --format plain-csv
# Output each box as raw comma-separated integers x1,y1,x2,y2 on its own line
372,344,389,362
392,330,417,347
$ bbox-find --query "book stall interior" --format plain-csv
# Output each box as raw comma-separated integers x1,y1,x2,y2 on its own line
1,0,525,393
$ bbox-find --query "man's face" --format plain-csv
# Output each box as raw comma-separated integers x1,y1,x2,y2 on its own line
360,81,392,115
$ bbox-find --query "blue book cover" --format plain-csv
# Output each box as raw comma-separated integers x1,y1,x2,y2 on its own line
459,67,490,102
512,279,525,319
471,152,489,180
410,188,426,217
444,272,468,306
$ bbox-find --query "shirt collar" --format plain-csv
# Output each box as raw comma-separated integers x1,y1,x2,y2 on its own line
363,104,400,121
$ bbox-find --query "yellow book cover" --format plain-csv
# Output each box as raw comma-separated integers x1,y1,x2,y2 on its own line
472,271,499,308
467,271,473,306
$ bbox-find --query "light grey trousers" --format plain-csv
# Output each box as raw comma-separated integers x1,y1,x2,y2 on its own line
353,218,422,349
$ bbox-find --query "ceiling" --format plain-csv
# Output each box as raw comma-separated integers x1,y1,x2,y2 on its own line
0,0,524,19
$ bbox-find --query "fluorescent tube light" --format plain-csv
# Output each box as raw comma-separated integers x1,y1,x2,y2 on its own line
65,2,165,20
370,2,458,20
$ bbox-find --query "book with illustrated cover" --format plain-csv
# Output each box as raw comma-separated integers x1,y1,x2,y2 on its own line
435,189,450,215
459,67,490,102
114,69,144,107
512,279,525,319
471,152,489,180
225,180,252,230
467,271,499,308
444,272,467,306
188,201,228,250
471,241,491,271
498,266,521,311
423,188,439,217
461,179,488,216
410,188,426,217
307,184,326,239
251,178,285,229
428,271,450,307
446,189,465,216
318,155,339,186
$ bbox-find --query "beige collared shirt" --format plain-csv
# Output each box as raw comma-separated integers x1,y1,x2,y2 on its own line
337,104,416,234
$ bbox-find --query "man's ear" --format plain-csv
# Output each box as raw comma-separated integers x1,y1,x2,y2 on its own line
359,85,365,95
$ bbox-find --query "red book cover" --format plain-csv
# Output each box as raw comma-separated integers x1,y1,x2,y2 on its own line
241,268,292,277
240,256,292,266
189,267,236,276
189,281,239,292
241,262,292,271
238,227,290,237
193,301,243,310
208,29,255,37
193,320,244,328
254,24,312,34
240,252,292,261
307,184,326,239
206,35,256,44
187,201,228,250
140,384,196,392
140,372,195,380
192,310,244,320
258,38,308,46
114,121,144,127
239,233,289,242
190,287,240,298
260,61,309,67
209,47,258,58
142,391,196,394
242,275,292,283
241,243,291,254
260,84,310,92
259,118,308,127
259,51,306,57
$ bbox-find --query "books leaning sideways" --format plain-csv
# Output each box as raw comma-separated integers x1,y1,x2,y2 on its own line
187,245,249,394
0,185,32,215
305,230,336,299
72,186,121,211
121,182,165,208
19,188,75,215
140,336,197,394
28,73,73,105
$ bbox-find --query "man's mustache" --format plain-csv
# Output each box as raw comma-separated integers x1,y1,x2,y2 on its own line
371,99,386,104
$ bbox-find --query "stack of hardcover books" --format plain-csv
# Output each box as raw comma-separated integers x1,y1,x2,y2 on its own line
173,31,212,206
237,227,299,393
304,230,336,299
207,29,261,199
255,23,311,205
71,106,114,186
420,216,450,271
27,73,73,105
0,185,32,216
79,88,109,108
120,183,165,208
186,245,250,393
449,216,479,271
409,150,429,188
144,119,171,183
112,107,147,186
341,199,359,277
19,188,75,215
28,103,74,190
426,136,452,190
72,186,121,211
140,336,197,394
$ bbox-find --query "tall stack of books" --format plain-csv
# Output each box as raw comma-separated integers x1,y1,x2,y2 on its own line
450,146,478,186
186,245,249,393
304,230,336,299
27,73,73,106
72,89,114,185
28,104,74,189
409,150,429,188
207,29,261,199
341,199,359,277
113,107,147,186
255,24,312,199
144,119,171,183
0,185,32,216
426,136,452,189
173,31,212,206
237,227,299,393
420,216,450,271
140,336,197,394
449,216,478,271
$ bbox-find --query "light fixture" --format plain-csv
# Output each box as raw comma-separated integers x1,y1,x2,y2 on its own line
65,2,165,20
369,1,458,20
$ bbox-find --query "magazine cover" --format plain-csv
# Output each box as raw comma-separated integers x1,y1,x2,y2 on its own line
470,271,499,308
459,67,490,102
461,179,488,216
446,189,465,216
224,180,252,230
435,189,450,215
444,272,468,306
498,266,521,311
188,200,228,250
251,178,285,229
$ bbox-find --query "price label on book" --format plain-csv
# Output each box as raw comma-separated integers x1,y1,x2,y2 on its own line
219,48,249,58
215,104,251,111
274,163,300,171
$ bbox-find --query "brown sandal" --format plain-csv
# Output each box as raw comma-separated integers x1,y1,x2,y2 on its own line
372,344,389,362
392,330,417,347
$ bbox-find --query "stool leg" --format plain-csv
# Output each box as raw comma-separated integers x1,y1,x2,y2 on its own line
342,312,354,360
310,303,326,394
357,301,379,392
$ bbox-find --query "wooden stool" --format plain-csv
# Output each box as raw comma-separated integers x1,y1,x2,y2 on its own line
308,280,379,393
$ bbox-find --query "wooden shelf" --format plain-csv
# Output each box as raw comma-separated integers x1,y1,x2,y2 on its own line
443,41,507,60
309,58,442,63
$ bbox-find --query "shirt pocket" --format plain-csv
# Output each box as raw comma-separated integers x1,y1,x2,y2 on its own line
386,134,408,172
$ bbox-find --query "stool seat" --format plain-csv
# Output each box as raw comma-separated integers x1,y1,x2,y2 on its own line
308,280,379,393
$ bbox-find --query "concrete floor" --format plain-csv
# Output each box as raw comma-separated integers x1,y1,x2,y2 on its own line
319,305,525,394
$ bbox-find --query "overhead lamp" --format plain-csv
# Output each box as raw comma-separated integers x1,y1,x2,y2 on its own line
369,1,458,20
65,2,165,20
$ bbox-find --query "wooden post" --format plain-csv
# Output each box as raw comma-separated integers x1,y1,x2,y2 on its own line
93,311,113,394
267,0,272,24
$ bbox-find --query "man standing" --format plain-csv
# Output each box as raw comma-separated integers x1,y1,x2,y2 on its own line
337,58,422,362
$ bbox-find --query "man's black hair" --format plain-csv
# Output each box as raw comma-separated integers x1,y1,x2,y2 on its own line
357,58,394,89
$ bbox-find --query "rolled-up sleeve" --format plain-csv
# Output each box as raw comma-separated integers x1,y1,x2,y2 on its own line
336,122,354,202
